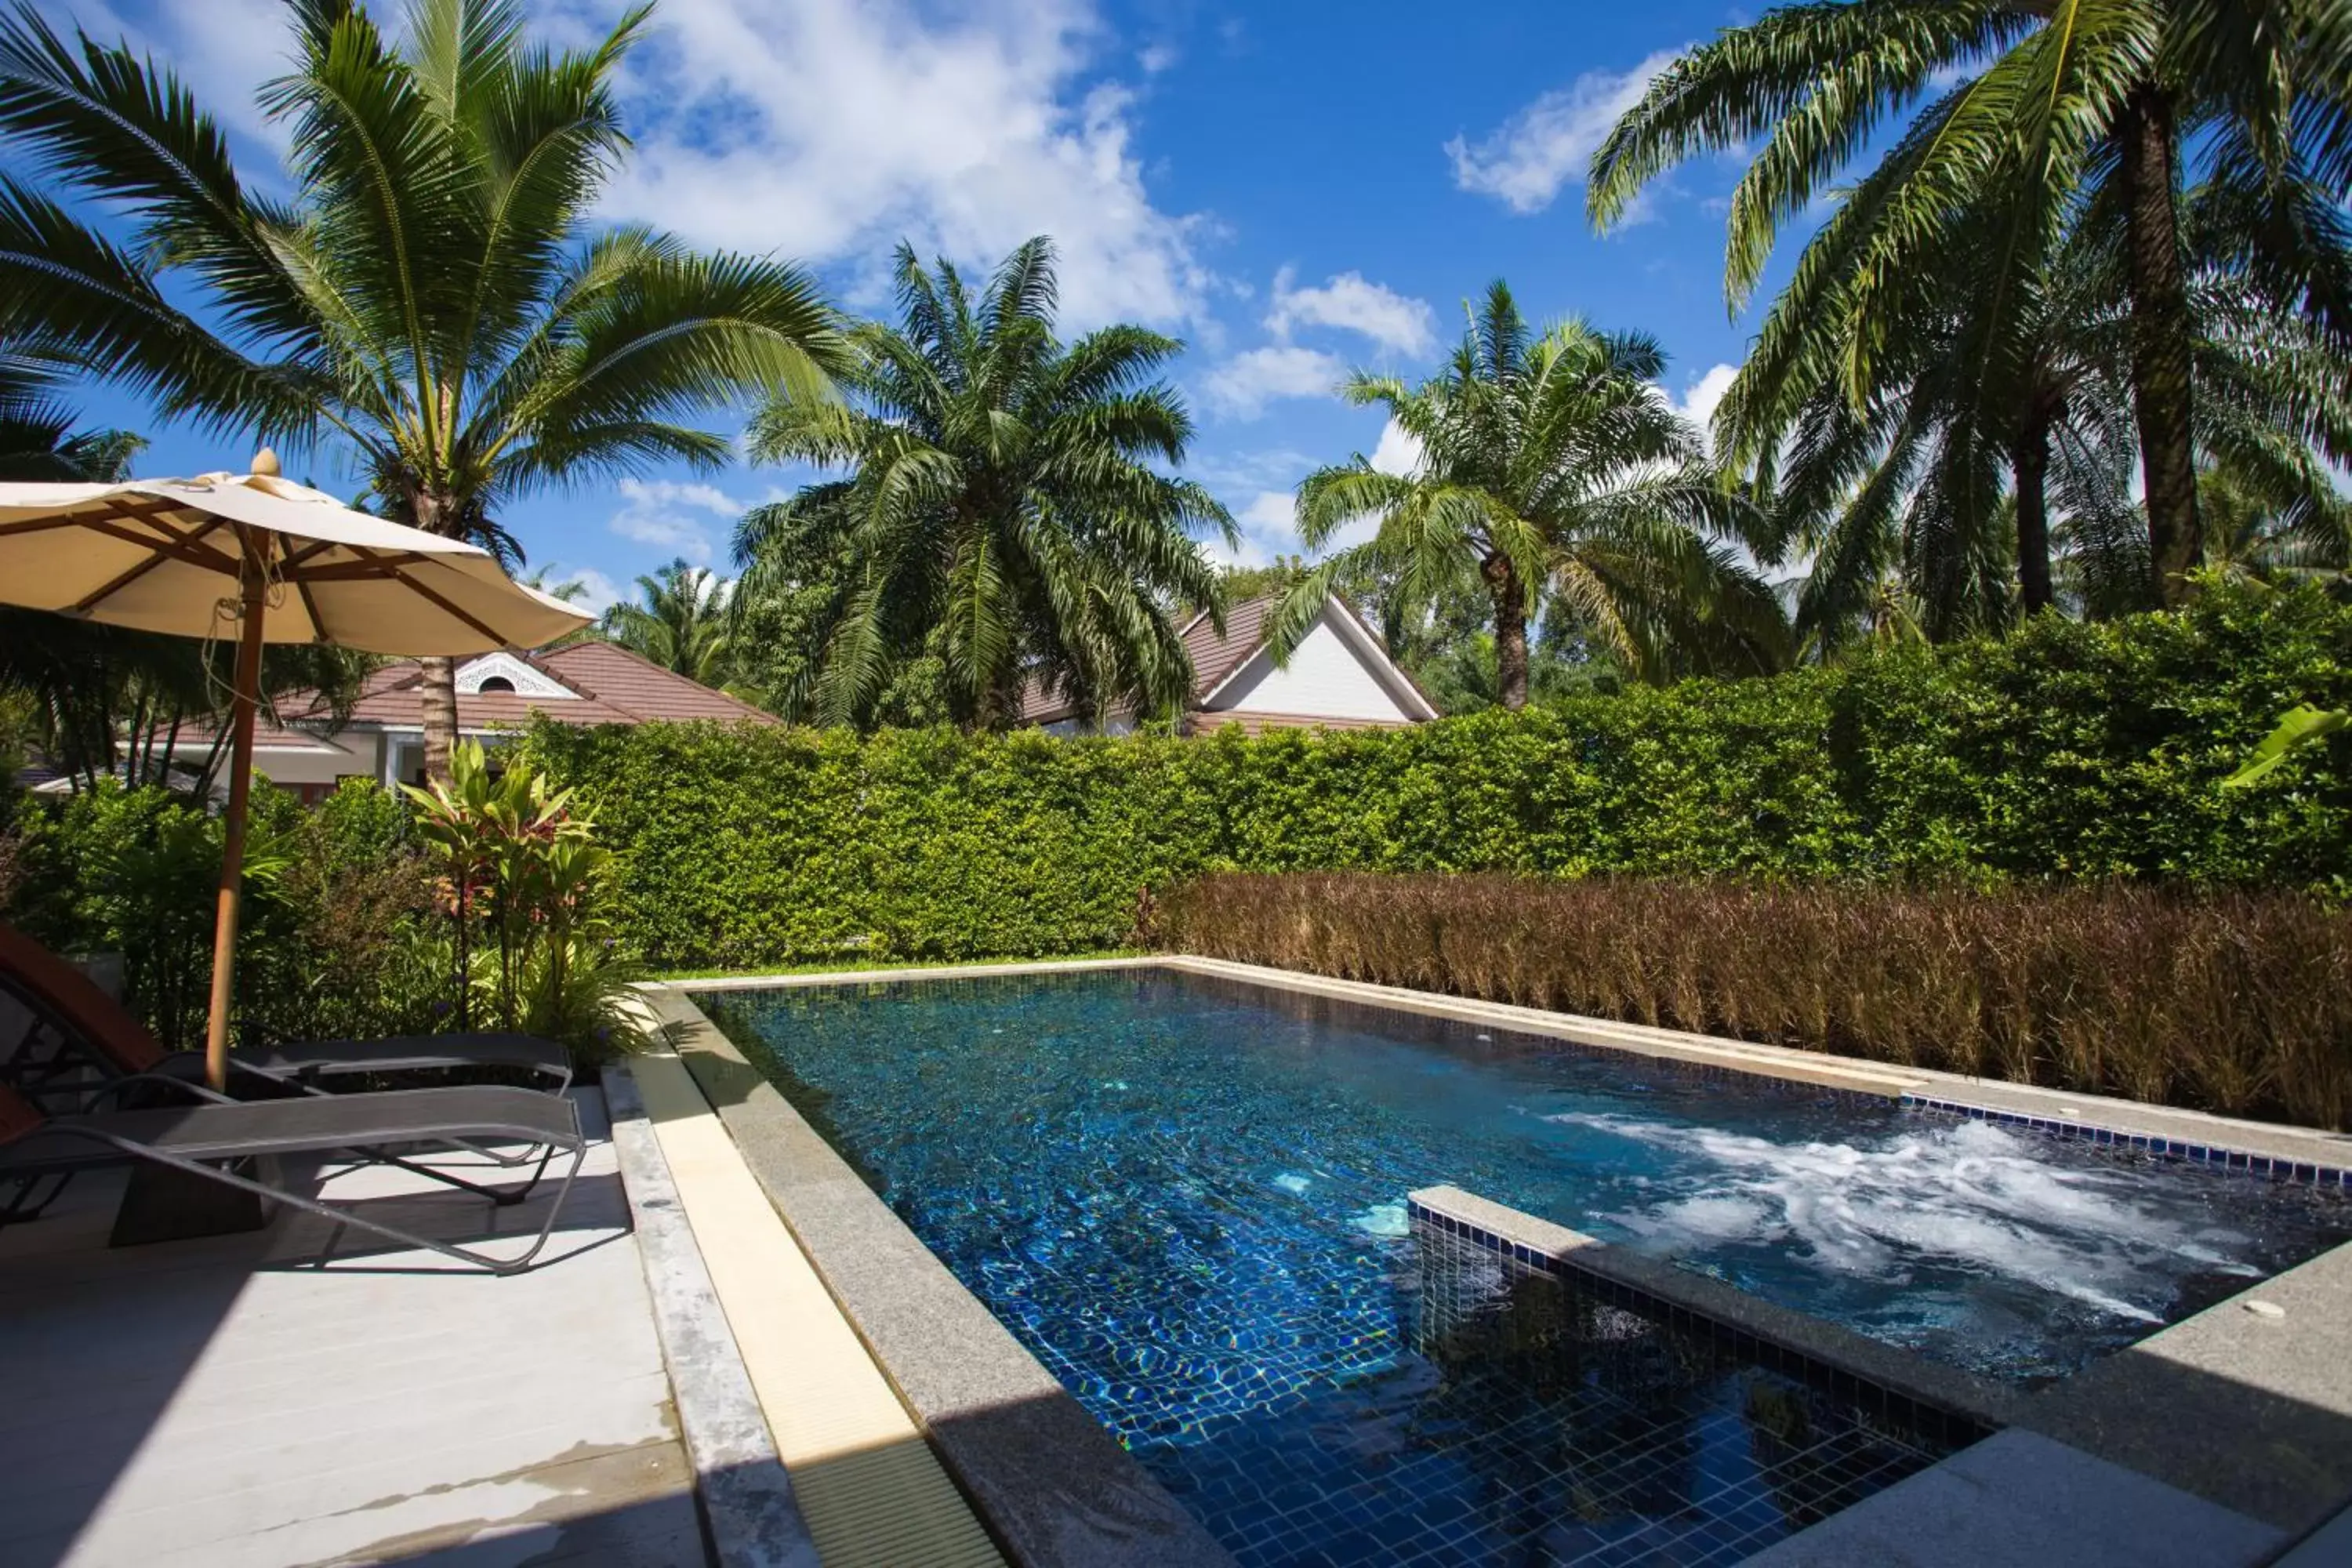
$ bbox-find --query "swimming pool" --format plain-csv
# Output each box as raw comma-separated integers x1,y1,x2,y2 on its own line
705,969,2350,1564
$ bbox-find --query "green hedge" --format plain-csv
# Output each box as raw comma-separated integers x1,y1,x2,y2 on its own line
514,582,2352,970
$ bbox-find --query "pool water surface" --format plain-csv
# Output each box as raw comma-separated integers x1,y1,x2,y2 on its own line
704,970,2349,1564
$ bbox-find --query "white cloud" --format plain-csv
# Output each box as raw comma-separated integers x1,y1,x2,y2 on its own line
604,477,746,565
538,564,626,616
577,0,1212,328
1446,49,1682,215
1206,488,1299,568
1265,268,1436,356
1200,345,1347,419
1369,419,1424,477
1661,362,1739,448
1137,41,1179,74
1190,447,1316,492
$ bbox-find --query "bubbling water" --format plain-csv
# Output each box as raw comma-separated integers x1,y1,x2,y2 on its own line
1546,1112,2262,1324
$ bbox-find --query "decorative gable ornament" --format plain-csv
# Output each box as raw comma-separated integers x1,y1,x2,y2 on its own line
454,650,575,699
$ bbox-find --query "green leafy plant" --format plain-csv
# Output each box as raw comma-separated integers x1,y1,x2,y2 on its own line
1273,281,1784,706
745,237,1233,728
404,739,640,1059
0,0,846,779
2227,704,2350,788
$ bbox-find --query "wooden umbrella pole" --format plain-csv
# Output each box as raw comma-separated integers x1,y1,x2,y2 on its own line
202,530,270,1091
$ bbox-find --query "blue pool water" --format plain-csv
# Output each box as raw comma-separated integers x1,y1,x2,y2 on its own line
706,971,2350,1564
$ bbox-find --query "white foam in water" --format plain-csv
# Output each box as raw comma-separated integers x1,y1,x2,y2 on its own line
1352,1202,1411,1238
1273,1171,1313,1196
1548,1112,2260,1323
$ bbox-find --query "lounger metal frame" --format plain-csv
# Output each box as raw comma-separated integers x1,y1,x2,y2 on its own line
2,1077,587,1276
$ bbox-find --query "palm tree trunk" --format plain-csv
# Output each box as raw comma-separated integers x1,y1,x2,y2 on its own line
419,655,459,782
2012,416,2053,614
1484,554,1529,712
2116,84,2201,605
413,489,461,782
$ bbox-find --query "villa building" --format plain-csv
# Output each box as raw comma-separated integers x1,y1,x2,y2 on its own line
225,641,774,799
1019,594,1439,736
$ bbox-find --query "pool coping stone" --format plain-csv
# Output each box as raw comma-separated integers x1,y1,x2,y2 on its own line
648,985,1236,1568
1406,1183,2023,1438
605,1061,822,1568
2016,1235,2352,1534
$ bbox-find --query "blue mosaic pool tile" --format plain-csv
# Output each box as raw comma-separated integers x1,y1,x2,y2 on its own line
1899,1094,2352,1187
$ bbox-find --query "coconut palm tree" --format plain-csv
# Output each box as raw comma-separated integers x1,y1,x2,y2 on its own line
603,558,739,689
1589,1,2352,607
1271,283,1784,708
746,238,1232,729
0,0,845,779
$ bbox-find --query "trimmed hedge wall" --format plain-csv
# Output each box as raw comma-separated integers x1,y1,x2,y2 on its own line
515,583,2352,971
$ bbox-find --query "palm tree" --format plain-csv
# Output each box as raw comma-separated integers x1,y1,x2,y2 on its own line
1272,283,1783,708
0,0,845,779
604,558,739,689
1589,1,2352,607
747,238,1232,729
1734,192,2351,657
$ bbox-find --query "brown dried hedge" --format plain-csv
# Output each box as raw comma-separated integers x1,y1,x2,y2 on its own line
1156,872,2352,1130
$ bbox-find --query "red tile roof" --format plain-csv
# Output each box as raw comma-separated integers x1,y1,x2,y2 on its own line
256,639,775,739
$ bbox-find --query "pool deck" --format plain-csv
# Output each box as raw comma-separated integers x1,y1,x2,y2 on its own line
0,1089,706,1568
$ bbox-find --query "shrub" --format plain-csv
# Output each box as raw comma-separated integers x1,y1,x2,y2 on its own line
514,582,2352,971
1156,871,2352,1130
405,740,642,1062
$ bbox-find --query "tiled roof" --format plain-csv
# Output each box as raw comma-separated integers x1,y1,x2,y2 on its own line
257,639,776,738
1019,596,1283,725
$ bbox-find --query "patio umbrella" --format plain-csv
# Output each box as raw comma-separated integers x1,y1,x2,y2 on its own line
0,452,590,1088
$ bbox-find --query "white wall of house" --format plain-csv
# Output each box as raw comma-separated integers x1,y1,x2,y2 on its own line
1203,609,1426,722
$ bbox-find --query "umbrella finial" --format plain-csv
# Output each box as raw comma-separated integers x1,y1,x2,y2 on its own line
251,448,281,477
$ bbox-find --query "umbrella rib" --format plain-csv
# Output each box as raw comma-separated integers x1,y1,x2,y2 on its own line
345,546,510,646
292,553,434,581
72,515,234,614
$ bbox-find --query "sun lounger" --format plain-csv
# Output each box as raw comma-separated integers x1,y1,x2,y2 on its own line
0,923,571,1107
0,1079,586,1274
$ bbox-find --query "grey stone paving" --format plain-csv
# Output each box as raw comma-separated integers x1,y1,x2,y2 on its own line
1739,1430,2282,1567
0,1090,702,1568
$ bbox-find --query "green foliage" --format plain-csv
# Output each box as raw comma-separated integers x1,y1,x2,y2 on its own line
1275,281,1784,712
2,763,641,1062
0,0,846,768
404,739,641,1058
603,560,746,692
744,238,1232,728
515,582,2352,971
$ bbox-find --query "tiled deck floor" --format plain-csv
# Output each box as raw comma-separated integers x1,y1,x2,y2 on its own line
0,1090,703,1568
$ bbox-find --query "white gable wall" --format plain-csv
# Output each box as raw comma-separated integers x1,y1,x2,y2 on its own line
1205,613,1419,722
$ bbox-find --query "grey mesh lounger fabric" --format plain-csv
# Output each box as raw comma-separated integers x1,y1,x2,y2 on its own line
0,1082,587,1275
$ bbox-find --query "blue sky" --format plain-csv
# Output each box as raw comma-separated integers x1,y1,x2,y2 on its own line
41,0,1798,612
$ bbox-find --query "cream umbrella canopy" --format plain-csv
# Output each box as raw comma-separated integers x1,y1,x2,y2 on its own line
0,453,591,1087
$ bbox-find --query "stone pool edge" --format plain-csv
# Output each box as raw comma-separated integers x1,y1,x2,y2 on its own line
646,984,1237,1568
1405,1183,2021,1438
